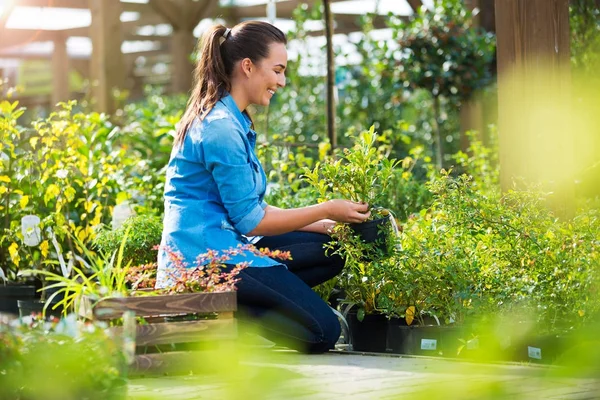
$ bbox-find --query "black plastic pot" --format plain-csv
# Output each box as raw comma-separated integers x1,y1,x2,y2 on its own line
0,284,36,315
349,214,393,256
513,333,570,364
18,299,64,318
388,321,461,357
346,310,389,353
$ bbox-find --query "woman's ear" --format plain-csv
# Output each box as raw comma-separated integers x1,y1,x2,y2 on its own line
241,58,253,78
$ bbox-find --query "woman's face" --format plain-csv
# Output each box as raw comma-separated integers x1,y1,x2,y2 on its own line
247,42,287,107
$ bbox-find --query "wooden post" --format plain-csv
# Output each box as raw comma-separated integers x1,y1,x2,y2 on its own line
149,0,218,94
323,0,336,151
406,0,423,13
459,0,485,150
171,28,196,94
51,33,70,107
89,0,124,114
495,0,574,217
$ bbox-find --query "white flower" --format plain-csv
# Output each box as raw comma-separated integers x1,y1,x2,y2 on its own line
55,169,68,179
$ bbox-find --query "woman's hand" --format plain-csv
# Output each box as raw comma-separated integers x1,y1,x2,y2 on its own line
325,199,370,224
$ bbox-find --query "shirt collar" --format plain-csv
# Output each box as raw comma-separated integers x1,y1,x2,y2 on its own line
220,92,252,133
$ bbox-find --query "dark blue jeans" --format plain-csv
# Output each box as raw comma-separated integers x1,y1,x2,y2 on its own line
231,231,344,353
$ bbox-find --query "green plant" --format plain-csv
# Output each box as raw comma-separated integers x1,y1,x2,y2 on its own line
93,214,162,268
22,229,133,316
1,99,135,282
0,314,126,399
117,89,186,215
303,125,400,218
394,170,600,332
391,0,496,167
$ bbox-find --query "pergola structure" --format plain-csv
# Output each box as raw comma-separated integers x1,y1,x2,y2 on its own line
0,0,401,112
0,0,581,214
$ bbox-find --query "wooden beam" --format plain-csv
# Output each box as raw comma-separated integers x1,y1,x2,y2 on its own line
222,0,347,20
51,32,70,106
13,0,150,13
495,0,574,216
190,0,219,29
0,14,165,50
406,0,423,12
148,0,181,29
153,0,218,93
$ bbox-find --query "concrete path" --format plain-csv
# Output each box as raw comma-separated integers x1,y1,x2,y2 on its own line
127,350,600,399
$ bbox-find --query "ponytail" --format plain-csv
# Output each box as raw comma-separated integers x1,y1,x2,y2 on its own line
174,21,287,148
175,25,229,147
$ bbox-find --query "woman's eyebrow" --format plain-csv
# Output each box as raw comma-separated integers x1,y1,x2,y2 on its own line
274,64,287,70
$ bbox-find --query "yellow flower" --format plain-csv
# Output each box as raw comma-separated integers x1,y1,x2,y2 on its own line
8,242,20,265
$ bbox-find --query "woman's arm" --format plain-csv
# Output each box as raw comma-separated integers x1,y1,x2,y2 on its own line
247,201,369,236
298,219,337,235
264,205,336,234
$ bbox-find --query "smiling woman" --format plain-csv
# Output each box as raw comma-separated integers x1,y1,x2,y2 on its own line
157,20,371,353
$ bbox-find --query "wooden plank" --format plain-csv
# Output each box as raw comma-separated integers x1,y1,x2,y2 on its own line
93,291,237,320
110,319,237,346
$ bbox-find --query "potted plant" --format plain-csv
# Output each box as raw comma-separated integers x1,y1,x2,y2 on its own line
93,213,163,269
303,125,401,257
301,126,407,352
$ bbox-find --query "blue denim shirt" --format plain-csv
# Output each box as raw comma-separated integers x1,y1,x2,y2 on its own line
156,94,281,288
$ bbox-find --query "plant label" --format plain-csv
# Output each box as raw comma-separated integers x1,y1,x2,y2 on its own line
528,346,542,360
421,339,437,350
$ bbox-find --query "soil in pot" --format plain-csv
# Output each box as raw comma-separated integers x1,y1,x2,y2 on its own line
346,310,389,353
349,214,395,257
0,284,36,315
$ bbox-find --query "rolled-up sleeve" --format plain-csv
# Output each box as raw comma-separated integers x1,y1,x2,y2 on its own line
200,119,264,235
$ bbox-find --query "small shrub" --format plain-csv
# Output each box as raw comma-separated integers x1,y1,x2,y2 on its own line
93,214,162,268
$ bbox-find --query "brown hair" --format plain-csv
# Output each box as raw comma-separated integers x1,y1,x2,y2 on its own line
174,21,287,147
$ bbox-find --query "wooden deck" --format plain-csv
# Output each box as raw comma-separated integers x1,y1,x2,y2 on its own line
127,349,600,399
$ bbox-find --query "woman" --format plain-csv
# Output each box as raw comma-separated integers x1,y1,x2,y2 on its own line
157,21,370,353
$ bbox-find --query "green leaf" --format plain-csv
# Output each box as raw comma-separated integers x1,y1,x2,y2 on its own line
357,308,365,322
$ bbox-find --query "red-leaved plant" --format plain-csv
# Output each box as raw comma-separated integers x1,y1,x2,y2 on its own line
125,244,292,294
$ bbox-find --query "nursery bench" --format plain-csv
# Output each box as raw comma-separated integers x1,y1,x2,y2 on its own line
84,291,238,375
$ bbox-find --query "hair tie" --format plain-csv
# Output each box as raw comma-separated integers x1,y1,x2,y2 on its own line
219,28,231,45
